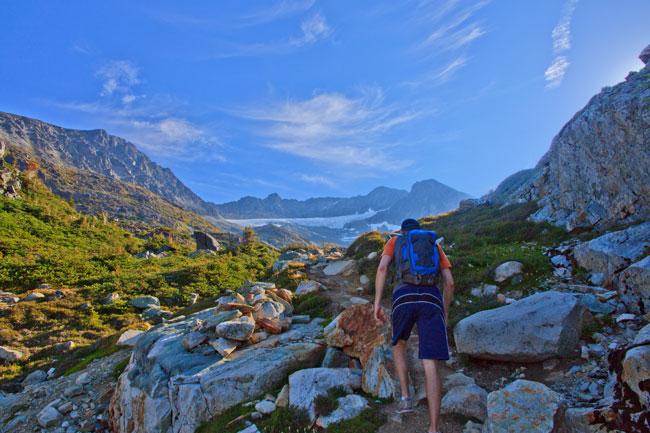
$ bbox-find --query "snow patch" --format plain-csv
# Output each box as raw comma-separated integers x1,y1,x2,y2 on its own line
228,209,380,230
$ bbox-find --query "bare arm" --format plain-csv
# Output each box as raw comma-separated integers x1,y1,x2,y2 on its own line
374,255,392,324
440,268,454,323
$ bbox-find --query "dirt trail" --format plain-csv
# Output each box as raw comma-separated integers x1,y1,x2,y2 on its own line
307,261,467,433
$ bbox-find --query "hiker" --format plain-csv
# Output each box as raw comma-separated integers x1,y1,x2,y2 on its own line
373,218,454,433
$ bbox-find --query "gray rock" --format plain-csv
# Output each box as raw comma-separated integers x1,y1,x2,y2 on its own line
564,407,605,433
237,425,260,433
276,385,289,408
550,255,571,267
110,312,325,433
24,292,46,301
189,249,216,258
622,345,650,408
494,261,523,283
441,384,488,422
361,344,399,399
618,255,650,315
360,275,370,286
470,284,498,298
323,260,356,276
454,291,586,362
254,400,276,415
129,296,160,309
204,309,242,330
142,306,173,320
289,368,361,421
0,345,23,361
484,380,565,433
37,406,63,428
194,231,222,252
182,332,207,351
573,223,650,284
292,315,311,324
316,394,369,428
117,329,145,346
295,280,321,295
64,385,84,397
208,337,239,358
75,372,92,385
321,347,352,368
252,300,284,321
574,293,616,315
23,369,47,385
443,372,475,390
216,315,255,342
633,324,650,346
103,292,120,305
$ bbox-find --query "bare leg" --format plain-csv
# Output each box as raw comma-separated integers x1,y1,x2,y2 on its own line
422,359,441,433
393,340,410,398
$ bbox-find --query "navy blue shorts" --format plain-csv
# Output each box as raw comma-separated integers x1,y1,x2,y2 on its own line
391,284,450,360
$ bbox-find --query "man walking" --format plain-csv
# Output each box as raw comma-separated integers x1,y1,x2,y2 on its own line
374,218,454,433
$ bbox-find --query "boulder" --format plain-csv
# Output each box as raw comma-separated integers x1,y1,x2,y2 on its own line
216,315,255,342
37,406,63,428
129,296,160,309
454,291,587,362
361,344,399,399
321,347,352,368
622,345,650,408
24,292,45,301
618,255,650,315
470,284,499,298
323,260,356,276
295,281,321,295
75,372,92,385
23,369,47,385
182,332,207,351
204,310,241,330
494,261,523,283
441,384,488,422
0,346,23,362
633,324,650,346
117,329,145,346
564,407,607,433
324,303,390,367
484,380,565,433
573,222,650,284
292,315,311,324
193,231,222,252
443,372,475,390
256,317,290,335
360,275,370,286
103,292,120,305
254,400,276,415
276,384,289,408
110,309,325,433
288,368,361,421
252,300,284,321
315,394,369,428
237,425,260,433
208,337,238,358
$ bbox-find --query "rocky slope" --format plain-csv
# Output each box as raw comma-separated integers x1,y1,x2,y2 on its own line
0,112,231,228
488,45,650,231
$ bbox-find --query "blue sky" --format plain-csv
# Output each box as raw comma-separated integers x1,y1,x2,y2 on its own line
1,1,649,203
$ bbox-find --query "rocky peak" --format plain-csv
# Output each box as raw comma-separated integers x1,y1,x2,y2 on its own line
490,45,650,231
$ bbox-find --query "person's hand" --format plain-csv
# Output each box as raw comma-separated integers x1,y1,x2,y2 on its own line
374,304,387,325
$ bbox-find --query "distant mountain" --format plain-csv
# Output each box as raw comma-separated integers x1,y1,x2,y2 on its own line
486,46,650,231
345,179,471,231
216,186,408,219
0,111,230,227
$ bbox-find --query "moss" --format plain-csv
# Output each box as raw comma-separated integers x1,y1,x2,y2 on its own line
113,356,130,379
293,292,331,320
313,386,348,417
346,231,386,259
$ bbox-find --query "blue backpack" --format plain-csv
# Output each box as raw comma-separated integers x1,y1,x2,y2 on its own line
394,229,440,286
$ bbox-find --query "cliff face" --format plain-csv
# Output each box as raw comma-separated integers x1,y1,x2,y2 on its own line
493,46,650,231
0,112,225,221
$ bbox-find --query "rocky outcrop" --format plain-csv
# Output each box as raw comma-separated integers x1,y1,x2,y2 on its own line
109,282,325,433
441,384,488,422
454,291,587,362
490,47,650,230
193,231,222,252
484,380,566,433
618,256,650,315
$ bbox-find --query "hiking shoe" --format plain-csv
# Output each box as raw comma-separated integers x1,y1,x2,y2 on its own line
395,396,413,414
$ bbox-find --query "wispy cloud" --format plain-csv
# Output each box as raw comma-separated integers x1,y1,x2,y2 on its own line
55,60,222,162
239,0,316,27
401,56,468,88
295,12,331,45
234,89,418,170
417,1,489,52
545,0,579,88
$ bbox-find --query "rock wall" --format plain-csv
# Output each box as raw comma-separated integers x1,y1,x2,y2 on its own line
494,45,650,231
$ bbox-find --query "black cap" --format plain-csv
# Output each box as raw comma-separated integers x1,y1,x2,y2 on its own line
400,218,420,231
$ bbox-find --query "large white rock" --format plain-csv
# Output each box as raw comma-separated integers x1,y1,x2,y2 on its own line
622,345,650,408
618,255,650,315
252,300,285,321
216,315,255,342
288,368,361,421
454,291,586,362
573,222,650,284
484,380,565,433
117,330,145,346
109,308,325,433
494,261,523,282
441,384,487,422
323,260,356,276
23,369,47,385
633,324,650,346
315,394,369,428
361,344,399,399
295,281,321,295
